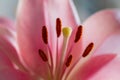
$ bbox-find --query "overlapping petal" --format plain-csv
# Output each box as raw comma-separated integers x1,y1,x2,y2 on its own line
0,68,33,80
82,10,120,54
0,17,14,29
0,52,13,70
0,17,25,71
94,31,120,55
0,51,32,80
16,0,79,78
68,54,120,80
64,9,120,80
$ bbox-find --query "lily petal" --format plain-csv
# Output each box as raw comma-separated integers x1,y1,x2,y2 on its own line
88,55,120,80
0,68,33,80
66,9,120,80
64,10,120,72
94,31,120,55
0,52,32,80
82,10,120,54
0,17,14,29
16,0,53,78
16,0,79,78
68,54,120,80
0,52,13,70
0,18,25,71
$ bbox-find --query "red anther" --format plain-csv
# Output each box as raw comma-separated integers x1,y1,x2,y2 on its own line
65,55,72,67
42,26,48,44
82,43,94,57
74,25,82,43
56,18,62,37
38,49,48,62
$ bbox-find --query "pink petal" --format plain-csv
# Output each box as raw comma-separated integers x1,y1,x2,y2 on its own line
0,52,14,69
68,54,120,80
65,9,120,80
16,0,79,77
82,10,120,54
0,17,14,29
94,31,120,55
0,17,25,71
63,10,120,74
88,55,120,80
0,68,33,80
0,52,32,80
16,0,53,77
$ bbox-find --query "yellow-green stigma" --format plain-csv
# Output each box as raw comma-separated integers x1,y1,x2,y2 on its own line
62,27,72,38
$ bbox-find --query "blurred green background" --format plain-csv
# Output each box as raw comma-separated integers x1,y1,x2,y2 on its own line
0,0,119,21
74,0,120,21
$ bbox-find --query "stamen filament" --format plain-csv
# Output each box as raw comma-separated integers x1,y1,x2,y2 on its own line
64,42,94,79
47,45,54,70
47,45,54,79
41,25,54,79
38,49,53,79
59,54,72,80
55,18,62,80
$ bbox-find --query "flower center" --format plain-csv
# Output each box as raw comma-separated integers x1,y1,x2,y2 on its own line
38,18,94,80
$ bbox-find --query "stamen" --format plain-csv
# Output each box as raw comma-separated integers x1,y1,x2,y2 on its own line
56,18,62,37
65,55,72,67
42,26,48,44
82,43,94,57
74,25,82,43
38,49,48,62
62,27,72,38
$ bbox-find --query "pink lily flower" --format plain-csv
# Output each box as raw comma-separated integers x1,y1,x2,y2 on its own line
1,0,120,80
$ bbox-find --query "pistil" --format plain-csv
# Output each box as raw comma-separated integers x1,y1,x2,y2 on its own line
56,27,72,80
61,27,72,62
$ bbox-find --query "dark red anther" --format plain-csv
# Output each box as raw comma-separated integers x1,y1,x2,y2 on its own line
74,25,82,43
38,49,48,62
82,43,94,57
42,26,48,44
56,18,62,37
65,55,72,67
